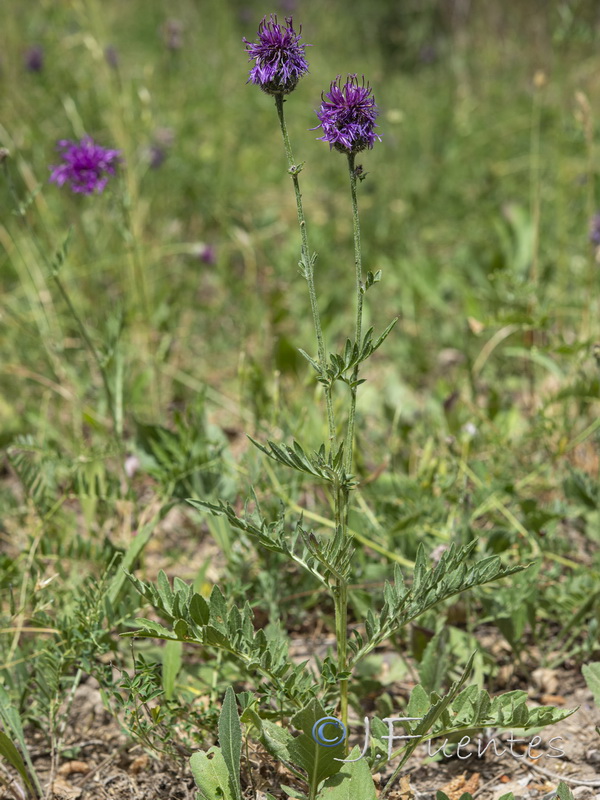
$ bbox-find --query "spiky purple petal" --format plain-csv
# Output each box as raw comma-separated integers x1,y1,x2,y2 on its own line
244,15,309,95
49,137,121,195
314,75,381,154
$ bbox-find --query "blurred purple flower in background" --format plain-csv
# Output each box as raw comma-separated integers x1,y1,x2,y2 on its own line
147,128,174,169
148,145,166,169
104,45,119,68
589,213,600,246
25,45,44,72
49,137,121,195
199,244,216,265
314,75,381,154
162,19,184,51
244,15,309,95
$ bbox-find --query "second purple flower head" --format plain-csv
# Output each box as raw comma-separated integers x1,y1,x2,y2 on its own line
49,137,121,195
244,15,309,95
315,75,381,155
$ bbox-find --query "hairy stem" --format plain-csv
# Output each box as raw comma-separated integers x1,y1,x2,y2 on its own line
274,94,336,448
334,480,349,734
343,153,363,478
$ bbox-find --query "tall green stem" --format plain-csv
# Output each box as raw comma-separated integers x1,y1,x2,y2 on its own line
336,153,365,733
274,94,336,448
334,480,349,732
51,270,120,437
343,153,363,478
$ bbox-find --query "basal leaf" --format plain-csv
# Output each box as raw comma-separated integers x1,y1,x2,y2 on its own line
317,747,377,799
289,700,345,795
190,747,235,800
218,688,242,800
260,720,294,764
0,729,37,797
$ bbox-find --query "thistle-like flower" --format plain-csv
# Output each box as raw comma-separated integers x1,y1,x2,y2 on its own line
244,15,309,95
314,75,381,154
49,137,121,195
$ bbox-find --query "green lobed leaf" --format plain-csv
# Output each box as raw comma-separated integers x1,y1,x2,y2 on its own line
122,573,320,710
247,437,349,486
352,541,528,665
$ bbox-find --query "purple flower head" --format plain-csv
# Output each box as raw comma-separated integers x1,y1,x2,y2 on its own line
590,213,600,246
49,137,121,195
25,45,44,72
244,15,309,95
314,75,381,155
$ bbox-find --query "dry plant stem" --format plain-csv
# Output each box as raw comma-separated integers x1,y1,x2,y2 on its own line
274,94,336,447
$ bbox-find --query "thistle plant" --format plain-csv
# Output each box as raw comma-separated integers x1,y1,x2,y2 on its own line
126,16,574,799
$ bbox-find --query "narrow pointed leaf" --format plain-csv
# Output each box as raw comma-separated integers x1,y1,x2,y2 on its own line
218,687,242,800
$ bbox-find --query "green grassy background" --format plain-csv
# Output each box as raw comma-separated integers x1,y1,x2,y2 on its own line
1,0,600,764
2,1,600,433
